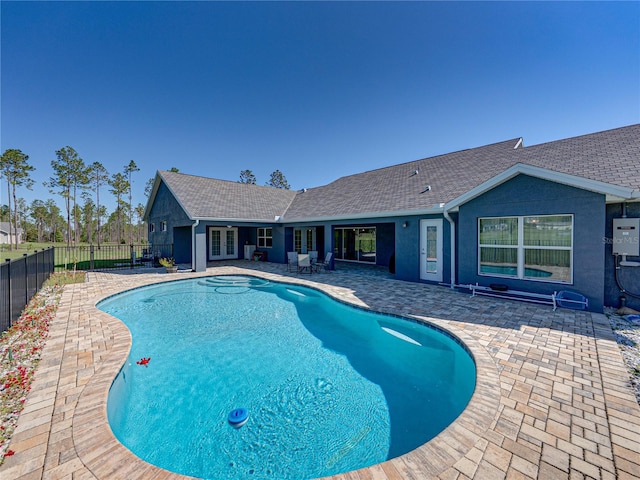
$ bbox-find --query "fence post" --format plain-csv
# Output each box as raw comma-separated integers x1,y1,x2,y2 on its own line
22,254,29,306
35,250,40,290
90,245,95,271
6,258,11,325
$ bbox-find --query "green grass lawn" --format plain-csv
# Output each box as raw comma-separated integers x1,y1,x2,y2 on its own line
2,243,153,269
0,242,57,261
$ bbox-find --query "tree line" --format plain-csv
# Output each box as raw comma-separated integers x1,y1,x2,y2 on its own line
0,147,144,249
238,169,290,189
0,148,291,250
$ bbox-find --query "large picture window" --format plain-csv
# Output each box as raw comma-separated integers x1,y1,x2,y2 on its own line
479,215,572,283
257,227,272,248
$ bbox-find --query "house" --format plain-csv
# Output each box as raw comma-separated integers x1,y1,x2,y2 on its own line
144,124,640,312
0,222,23,245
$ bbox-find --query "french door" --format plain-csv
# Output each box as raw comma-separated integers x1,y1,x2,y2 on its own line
293,228,316,253
209,227,238,260
420,219,443,282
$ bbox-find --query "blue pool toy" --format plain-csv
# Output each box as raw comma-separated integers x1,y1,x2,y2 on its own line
555,290,588,310
228,408,249,428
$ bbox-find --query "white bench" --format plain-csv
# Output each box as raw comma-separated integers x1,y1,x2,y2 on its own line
467,283,588,311
469,283,557,308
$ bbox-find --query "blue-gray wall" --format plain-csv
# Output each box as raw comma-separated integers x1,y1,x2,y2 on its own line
458,175,606,311
173,226,192,264
148,181,192,247
393,215,452,284
605,202,640,311
147,181,192,259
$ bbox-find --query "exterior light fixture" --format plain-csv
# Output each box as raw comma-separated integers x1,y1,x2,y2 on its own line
402,222,408,228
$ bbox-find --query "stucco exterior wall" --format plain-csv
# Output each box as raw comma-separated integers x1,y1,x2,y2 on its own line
147,181,192,248
605,202,640,311
393,215,452,284
458,174,606,311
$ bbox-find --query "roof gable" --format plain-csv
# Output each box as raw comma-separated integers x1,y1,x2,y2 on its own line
444,163,639,212
147,171,298,222
0,222,23,234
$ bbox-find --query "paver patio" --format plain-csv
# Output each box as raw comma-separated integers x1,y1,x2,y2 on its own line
2,260,640,479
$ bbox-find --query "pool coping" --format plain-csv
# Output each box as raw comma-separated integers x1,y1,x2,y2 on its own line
2,262,640,479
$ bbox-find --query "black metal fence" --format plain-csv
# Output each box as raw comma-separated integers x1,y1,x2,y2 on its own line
0,244,175,334
0,247,55,333
54,244,174,271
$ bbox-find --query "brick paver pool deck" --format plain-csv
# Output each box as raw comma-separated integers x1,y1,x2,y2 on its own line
2,261,640,480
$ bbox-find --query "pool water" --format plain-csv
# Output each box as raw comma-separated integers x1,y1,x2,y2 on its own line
480,265,553,277
100,276,476,479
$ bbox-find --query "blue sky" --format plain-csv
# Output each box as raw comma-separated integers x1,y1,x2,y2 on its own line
2,1,639,214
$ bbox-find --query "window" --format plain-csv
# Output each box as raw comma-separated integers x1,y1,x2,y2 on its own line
258,227,272,248
160,221,167,232
306,229,314,252
149,223,155,233
294,229,302,253
479,215,572,283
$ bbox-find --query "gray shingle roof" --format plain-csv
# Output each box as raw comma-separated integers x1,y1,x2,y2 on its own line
158,171,297,221
155,124,639,223
283,138,523,220
0,222,22,234
518,124,640,189
285,124,640,220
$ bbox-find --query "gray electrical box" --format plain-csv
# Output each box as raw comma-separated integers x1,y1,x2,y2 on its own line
613,218,640,256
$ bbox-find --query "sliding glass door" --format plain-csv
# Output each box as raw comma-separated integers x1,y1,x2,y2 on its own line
333,227,376,263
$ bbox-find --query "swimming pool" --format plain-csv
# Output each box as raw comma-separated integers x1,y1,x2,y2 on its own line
100,276,476,479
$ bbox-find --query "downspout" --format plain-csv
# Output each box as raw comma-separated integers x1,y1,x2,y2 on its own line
443,208,456,289
191,219,200,271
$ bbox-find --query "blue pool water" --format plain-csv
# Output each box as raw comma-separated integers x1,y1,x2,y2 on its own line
481,265,553,277
100,276,476,479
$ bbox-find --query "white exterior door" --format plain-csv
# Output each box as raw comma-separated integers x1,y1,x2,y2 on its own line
420,219,443,282
209,227,238,260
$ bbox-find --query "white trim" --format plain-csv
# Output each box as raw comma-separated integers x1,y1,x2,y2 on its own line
257,227,273,249
477,214,574,284
444,163,638,212
444,209,456,288
280,207,445,224
191,219,199,271
208,227,238,260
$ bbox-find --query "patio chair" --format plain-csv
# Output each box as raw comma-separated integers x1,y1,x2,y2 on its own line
141,248,154,266
287,251,299,272
309,251,318,264
297,254,312,274
316,252,333,272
